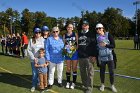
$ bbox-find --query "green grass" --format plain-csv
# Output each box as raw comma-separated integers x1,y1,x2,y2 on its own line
0,40,140,93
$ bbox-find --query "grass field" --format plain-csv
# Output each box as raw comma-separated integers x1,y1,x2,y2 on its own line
0,40,140,93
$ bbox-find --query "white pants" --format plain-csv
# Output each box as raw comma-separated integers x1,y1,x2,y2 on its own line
48,62,64,85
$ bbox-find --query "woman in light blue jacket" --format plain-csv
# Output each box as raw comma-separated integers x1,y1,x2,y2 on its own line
27,28,45,92
44,26,64,88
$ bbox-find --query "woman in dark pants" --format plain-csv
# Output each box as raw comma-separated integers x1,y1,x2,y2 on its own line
96,23,117,92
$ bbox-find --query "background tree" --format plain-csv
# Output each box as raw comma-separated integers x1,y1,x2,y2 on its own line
0,7,138,38
21,8,34,36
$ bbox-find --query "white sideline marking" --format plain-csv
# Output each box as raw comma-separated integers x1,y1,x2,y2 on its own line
94,70,140,80
64,64,140,80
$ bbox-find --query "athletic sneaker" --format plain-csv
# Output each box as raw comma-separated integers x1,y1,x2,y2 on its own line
111,85,117,92
100,84,105,91
66,82,70,89
70,83,75,89
30,87,35,92
40,90,44,93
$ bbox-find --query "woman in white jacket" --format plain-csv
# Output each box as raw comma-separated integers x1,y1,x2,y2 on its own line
27,28,45,92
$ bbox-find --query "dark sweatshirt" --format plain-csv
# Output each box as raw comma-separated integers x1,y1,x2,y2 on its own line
78,30,97,58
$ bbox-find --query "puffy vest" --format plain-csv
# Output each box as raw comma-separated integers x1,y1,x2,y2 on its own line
96,32,113,62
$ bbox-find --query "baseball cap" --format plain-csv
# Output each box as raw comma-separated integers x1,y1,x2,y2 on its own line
82,20,89,25
34,28,41,33
42,26,49,32
96,23,104,28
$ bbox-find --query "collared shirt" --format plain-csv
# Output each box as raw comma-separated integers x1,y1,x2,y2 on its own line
81,29,89,34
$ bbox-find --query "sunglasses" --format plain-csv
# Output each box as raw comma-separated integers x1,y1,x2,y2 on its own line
35,32,41,34
53,31,58,33
96,27,103,30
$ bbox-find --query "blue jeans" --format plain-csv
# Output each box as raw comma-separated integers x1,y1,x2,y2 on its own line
31,62,38,87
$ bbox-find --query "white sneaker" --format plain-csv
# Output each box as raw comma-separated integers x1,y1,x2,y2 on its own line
111,85,117,92
100,84,105,91
70,83,75,89
66,82,70,89
30,87,35,92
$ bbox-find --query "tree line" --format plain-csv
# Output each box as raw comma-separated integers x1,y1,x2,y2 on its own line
0,7,139,38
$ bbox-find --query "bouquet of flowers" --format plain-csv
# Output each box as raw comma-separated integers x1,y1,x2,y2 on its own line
97,35,109,44
62,41,77,58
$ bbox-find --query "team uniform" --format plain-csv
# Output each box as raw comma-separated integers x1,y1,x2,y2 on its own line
64,32,78,60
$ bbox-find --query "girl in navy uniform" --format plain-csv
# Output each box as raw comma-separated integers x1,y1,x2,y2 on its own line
63,23,78,89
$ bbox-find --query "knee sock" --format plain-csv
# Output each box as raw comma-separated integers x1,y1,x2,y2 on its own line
73,72,77,83
66,72,71,83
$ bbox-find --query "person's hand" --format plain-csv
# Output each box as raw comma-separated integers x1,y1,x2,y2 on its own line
89,56,96,63
43,63,48,67
44,61,49,67
99,42,106,47
40,64,44,67
34,58,38,63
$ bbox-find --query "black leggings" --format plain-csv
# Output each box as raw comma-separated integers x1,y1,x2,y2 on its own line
100,61,114,85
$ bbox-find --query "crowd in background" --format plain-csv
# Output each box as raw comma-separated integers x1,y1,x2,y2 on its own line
0,32,28,58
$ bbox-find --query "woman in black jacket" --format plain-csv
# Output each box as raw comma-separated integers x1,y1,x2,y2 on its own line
96,23,117,93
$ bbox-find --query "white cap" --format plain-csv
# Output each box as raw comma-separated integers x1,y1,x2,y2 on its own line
52,26,60,31
96,23,104,28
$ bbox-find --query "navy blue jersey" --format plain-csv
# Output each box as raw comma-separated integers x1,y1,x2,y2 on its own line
64,32,77,46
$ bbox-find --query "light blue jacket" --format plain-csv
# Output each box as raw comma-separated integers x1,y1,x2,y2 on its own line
44,36,64,64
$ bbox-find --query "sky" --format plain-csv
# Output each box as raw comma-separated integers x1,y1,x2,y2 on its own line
0,0,140,19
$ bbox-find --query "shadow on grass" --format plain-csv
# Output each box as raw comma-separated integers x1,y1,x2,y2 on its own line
0,52,21,58
0,72,31,89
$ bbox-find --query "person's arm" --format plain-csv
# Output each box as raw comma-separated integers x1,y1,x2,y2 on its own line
34,58,45,67
63,34,66,44
75,33,78,49
27,39,35,60
90,33,98,63
44,38,50,62
106,33,115,48
44,62,49,67
34,58,39,67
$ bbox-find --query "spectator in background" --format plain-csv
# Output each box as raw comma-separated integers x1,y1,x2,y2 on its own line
41,26,50,39
27,28,45,92
6,34,11,54
0,35,6,54
16,33,21,56
134,34,139,50
44,26,64,88
21,32,28,58
11,33,17,55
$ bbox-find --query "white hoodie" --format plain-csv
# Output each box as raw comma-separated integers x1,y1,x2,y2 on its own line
27,37,45,62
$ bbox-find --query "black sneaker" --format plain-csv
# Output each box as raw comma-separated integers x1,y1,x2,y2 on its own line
48,85,53,89
58,83,63,87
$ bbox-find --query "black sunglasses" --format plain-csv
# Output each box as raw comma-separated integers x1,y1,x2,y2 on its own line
96,27,103,30
53,31,58,33
35,32,41,34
